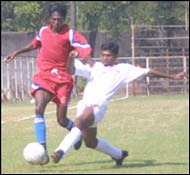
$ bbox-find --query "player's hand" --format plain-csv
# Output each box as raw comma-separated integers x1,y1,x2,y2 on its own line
68,50,78,59
4,52,17,63
173,72,188,80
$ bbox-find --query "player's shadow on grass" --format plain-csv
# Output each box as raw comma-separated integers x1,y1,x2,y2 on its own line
65,159,187,167
64,159,187,170
43,160,187,174
113,159,187,169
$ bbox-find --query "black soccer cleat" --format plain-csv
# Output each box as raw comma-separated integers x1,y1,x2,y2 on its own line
74,137,82,150
40,153,49,165
112,150,128,166
51,150,64,163
40,143,49,165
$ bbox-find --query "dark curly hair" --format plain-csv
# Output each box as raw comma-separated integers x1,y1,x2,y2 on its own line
101,42,119,56
49,3,67,19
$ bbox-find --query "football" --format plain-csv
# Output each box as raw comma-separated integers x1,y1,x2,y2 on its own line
23,142,46,165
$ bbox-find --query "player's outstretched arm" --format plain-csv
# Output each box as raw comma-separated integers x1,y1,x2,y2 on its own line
4,43,35,63
147,69,188,80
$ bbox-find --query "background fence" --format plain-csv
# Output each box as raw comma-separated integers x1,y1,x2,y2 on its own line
1,56,36,101
1,24,189,101
118,56,189,96
1,55,189,102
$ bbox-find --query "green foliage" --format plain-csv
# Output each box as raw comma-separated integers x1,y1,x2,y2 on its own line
1,1,41,32
1,1,69,32
1,1,14,31
1,1,189,35
152,1,189,26
100,1,130,38
75,1,157,40
174,1,189,24
13,2,41,32
76,1,104,31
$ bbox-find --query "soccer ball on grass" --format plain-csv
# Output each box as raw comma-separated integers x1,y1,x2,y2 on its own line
23,142,46,165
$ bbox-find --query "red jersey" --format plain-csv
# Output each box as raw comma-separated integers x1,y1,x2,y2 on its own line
30,24,92,106
32,24,92,72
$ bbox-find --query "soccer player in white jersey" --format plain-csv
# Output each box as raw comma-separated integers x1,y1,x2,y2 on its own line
51,42,187,166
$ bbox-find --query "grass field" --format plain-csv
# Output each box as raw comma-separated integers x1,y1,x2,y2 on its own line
1,94,189,174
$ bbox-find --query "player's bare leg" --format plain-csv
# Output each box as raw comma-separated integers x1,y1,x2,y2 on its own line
51,106,94,163
56,105,82,150
82,127,98,148
83,126,128,166
56,105,69,128
34,89,53,165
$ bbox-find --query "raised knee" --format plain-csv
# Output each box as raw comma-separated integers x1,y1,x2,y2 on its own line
73,118,83,129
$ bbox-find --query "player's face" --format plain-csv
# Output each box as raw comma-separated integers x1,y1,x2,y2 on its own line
50,12,65,33
101,50,116,66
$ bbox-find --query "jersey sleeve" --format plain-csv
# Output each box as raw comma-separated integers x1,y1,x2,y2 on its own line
31,37,41,49
123,64,150,83
69,29,92,60
31,30,41,49
74,59,91,79
32,26,48,49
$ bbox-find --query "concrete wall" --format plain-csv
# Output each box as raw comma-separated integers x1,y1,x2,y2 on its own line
1,32,38,57
2,29,188,58
1,30,189,101
1,31,132,58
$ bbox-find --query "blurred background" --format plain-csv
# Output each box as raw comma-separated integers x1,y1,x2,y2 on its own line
1,1,189,101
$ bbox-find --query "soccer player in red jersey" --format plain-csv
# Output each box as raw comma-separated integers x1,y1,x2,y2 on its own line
4,3,92,165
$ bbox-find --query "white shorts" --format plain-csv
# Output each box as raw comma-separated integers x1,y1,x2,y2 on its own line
76,100,108,128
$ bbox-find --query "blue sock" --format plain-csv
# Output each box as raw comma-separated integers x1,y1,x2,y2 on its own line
34,115,46,144
65,118,74,131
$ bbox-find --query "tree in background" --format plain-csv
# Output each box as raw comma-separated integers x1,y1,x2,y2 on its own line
1,1,189,41
1,1,69,32
2,1,41,32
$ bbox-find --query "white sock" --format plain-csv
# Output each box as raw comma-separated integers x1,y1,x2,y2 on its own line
95,138,122,159
55,127,82,155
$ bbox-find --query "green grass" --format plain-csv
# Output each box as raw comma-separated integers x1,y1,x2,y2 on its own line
1,95,189,174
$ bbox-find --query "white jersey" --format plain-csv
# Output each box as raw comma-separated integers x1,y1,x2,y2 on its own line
74,59,150,106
